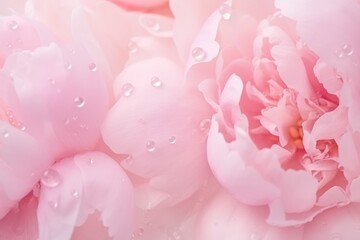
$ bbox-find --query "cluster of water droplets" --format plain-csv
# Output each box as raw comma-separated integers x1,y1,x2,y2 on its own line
335,44,354,58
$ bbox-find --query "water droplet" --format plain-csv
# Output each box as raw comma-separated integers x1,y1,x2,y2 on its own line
199,118,211,132
8,20,19,30
48,78,56,85
41,169,61,188
2,129,9,138
342,44,354,56
124,155,133,165
192,47,206,62
168,136,176,144
88,62,97,72
219,3,232,20
65,63,72,70
121,83,135,97
7,43,12,48
49,200,59,209
64,118,71,126
74,97,85,108
128,40,138,54
335,44,354,58
168,228,183,240
151,76,162,88
137,228,144,236
88,158,94,165
71,190,80,198
18,123,26,131
146,140,156,152
141,17,160,31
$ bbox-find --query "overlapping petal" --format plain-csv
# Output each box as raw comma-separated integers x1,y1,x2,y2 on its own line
37,152,134,240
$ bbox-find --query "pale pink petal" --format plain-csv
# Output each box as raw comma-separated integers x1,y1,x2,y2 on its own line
0,122,53,219
338,131,360,178
0,43,109,157
276,0,360,131
280,170,318,213
37,151,134,240
170,0,223,61
102,57,212,207
194,190,304,240
0,16,41,67
207,120,281,205
303,203,360,240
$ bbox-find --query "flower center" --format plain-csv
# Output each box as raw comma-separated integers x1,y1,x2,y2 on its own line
289,120,304,150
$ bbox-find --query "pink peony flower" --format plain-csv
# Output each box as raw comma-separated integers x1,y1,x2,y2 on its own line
183,0,360,228
0,11,134,240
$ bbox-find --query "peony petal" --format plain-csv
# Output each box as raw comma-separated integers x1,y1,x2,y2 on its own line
207,120,281,206
0,43,109,158
0,121,53,219
0,16,41,67
37,151,134,240
102,57,212,207
280,170,318,213
303,203,360,240
194,190,304,240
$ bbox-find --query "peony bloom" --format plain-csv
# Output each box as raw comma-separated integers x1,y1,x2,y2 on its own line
0,4,134,240
183,0,360,229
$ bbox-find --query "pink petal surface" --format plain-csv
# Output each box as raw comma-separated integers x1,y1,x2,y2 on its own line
0,122,52,219
0,42,109,158
102,57,212,207
0,195,39,240
37,151,134,240
194,190,304,240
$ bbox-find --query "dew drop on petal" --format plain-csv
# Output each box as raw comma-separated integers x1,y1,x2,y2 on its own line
2,129,9,138
8,20,19,30
65,63,72,70
48,78,56,86
146,140,156,152
168,228,183,240
122,83,135,97
71,190,80,198
140,17,160,31
124,155,133,165
199,118,211,132
88,158,94,165
128,40,138,54
151,76,162,88
41,169,61,188
49,200,59,209
74,97,85,108
192,47,206,62
342,44,354,56
88,62,97,72
168,136,176,144
137,228,144,236
18,123,26,131
219,3,232,20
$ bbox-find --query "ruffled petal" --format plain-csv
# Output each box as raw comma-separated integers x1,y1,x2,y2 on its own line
37,151,134,240
0,121,53,219
0,43,109,158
